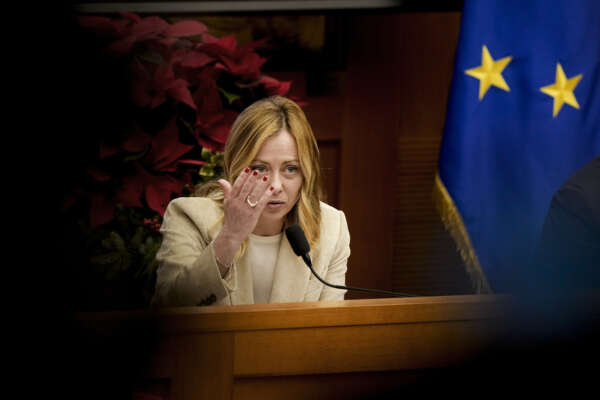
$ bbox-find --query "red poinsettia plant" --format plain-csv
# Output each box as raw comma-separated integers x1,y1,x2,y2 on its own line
65,13,295,309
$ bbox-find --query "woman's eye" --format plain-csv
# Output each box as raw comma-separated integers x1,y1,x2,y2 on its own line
286,165,299,173
252,165,267,172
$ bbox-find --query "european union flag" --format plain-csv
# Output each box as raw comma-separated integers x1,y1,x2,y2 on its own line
435,0,600,293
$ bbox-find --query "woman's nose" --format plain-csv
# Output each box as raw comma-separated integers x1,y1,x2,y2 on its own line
270,172,283,193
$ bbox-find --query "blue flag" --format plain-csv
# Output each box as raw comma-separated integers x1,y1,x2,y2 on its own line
435,0,600,293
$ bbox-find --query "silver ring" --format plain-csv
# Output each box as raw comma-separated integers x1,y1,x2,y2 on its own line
246,195,258,208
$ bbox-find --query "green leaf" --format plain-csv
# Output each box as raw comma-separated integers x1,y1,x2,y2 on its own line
210,152,224,165
218,87,241,105
181,118,195,134
131,227,145,248
199,164,215,177
201,147,212,161
91,252,121,265
108,231,126,251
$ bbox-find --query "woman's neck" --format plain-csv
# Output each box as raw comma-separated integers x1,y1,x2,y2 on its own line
252,218,284,236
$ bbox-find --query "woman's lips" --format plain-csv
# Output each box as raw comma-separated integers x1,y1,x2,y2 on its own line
267,201,285,209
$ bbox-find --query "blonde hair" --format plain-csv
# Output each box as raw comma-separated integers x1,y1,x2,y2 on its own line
197,96,323,256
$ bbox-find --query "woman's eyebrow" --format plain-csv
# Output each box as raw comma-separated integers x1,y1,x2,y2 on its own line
252,159,299,164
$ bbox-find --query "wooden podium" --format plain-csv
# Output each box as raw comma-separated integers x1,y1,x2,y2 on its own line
77,295,511,399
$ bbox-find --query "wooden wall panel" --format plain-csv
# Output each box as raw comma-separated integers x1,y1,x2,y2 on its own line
318,140,341,207
393,137,472,295
338,12,471,297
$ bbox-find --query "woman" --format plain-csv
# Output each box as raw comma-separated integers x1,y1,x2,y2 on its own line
152,96,350,306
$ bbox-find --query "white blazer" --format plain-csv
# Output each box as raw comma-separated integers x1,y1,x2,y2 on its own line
152,197,350,307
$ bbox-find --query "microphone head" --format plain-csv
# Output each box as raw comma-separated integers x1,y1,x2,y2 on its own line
285,224,311,256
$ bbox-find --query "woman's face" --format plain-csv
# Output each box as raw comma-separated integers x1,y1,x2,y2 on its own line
250,129,303,235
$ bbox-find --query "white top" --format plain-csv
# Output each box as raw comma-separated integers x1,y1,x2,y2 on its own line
247,232,283,304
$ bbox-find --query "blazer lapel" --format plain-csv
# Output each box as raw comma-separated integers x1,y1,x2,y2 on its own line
231,254,255,305
269,234,311,303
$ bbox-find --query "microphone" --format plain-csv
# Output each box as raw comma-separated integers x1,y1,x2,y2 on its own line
285,224,420,298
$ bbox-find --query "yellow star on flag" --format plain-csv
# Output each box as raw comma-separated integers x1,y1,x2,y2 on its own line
540,63,583,118
465,45,513,100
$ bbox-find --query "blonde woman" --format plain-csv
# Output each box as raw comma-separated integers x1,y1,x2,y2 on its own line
152,96,350,306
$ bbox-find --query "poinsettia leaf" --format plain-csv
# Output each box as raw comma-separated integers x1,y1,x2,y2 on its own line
177,159,207,166
193,76,222,120
260,75,292,96
200,32,220,44
145,175,182,215
115,175,144,208
150,94,167,109
203,110,237,145
274,80,292,96
119,12,142,23
90,192,117,228
178,51,215,68
198,34,238,57
289,94,309,107
220,53,266,80
157,37,179,47
153,60,175,89
123,147,149,162
204,122,231,145
107,35,138,54
121,126,152,153
131,16,169,38
214,61,228,72
99,142,121,159
197,136,223,152
87,167,112,182
167,79,197,110
147,117,194,171
166,20,207,38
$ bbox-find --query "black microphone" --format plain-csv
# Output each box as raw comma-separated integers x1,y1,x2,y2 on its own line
285,224,420,298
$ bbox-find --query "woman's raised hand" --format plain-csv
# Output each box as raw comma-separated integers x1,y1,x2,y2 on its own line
212,168,273,275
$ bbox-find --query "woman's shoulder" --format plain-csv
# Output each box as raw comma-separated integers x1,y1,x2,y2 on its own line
319,201,345,217
317,201,350,255
318,201,348,232
165,196,223,224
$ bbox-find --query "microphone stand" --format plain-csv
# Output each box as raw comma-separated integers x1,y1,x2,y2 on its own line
301,254,420,298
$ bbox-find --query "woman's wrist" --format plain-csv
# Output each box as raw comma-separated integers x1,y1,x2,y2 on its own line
213,227,244,277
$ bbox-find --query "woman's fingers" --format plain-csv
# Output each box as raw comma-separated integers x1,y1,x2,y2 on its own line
238,169,262,202
230,167,252,199
224,166,272,215
217,179,232,198
247,173,272,209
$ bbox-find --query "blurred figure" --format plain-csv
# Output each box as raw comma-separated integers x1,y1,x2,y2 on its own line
535,155,600,293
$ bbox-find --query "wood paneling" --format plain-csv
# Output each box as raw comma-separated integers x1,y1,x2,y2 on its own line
393,137,472,295
232,371,424,400
233,320,495,376
318,139,341,207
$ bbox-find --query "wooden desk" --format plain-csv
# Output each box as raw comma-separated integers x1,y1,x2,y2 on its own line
76,295,511,399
